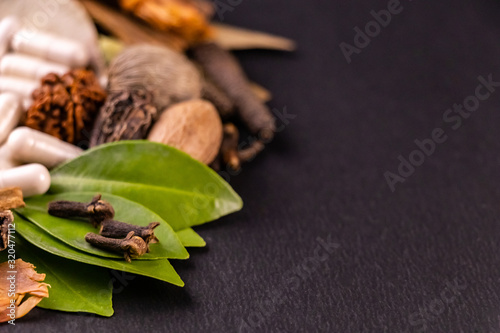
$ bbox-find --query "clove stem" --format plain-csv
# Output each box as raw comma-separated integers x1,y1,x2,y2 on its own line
85,231,147,262
48,194,115,227
100,220,160,252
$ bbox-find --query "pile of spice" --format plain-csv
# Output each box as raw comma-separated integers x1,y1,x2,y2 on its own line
0,0,294,322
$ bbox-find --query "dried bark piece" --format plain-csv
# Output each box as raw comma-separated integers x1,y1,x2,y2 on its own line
0,259,49,322
119,0,213,44
0,187,25,212
148,99,223,164
90,90,158,147
0,211,13,252
190,43,276,141
25,70,107,145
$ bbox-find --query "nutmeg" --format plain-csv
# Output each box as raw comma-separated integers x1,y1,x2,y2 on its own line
147,99,222,164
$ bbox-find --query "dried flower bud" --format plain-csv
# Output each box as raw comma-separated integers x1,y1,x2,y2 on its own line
24,70,107,145
148,99,222,164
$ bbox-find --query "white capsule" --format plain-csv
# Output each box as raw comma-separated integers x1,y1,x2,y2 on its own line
11,29,90,68
0,163,50,197
0,53,69,80
8,127,83,169
0,93,22,145
0,145,20,171
0,76,39,98
0,17,20,58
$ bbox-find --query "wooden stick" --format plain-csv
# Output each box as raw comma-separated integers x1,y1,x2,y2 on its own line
80,0,187,51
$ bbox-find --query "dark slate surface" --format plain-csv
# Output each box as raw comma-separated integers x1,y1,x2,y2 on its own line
14,0,500,332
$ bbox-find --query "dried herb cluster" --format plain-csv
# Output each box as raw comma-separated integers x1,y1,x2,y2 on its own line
48,194,159,262
25,70,107,144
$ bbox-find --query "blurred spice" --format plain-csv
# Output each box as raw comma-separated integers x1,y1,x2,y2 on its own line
25,70,107,145
190,43,276,141
119,0,213,44
90,90,158,147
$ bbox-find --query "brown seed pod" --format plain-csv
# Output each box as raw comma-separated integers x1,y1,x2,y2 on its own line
24,70,107,145
148,99,222,164
108,44,202,111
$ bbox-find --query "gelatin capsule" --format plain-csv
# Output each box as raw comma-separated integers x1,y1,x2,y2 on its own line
0,93,22,145
0,164,50,197
0,53,69,80
7,127,83,169
0,16,20,58
0,76,39,98
11,29,90,68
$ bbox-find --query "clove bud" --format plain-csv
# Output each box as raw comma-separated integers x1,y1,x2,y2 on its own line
100,220,160,252
85,231,148,262
48,194,115,227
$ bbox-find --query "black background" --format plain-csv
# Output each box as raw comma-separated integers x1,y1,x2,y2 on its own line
15,0,500,332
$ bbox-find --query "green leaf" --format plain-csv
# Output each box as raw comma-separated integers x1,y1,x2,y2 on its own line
176,228,206,247
49,141,243,231
18,193,189,260
0,235,113,317
14,212,184,287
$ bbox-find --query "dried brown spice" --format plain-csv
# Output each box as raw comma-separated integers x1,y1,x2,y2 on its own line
214,123,266,172
25,69,107,145
85,231,148,262
48,194,115,228
0,259,49,322
119,0,214,44
190,43,276,141
201,78,235,120
90,90,158,147
100,220,160,251
147,99,223,164
0,187,25,212
0,211,13,252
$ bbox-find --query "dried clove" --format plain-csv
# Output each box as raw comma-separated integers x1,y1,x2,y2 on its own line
190,43,276,141
48,194,115,227
0,211,13,252
90,89,158,147
100,220,160,251
85,231,148,262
